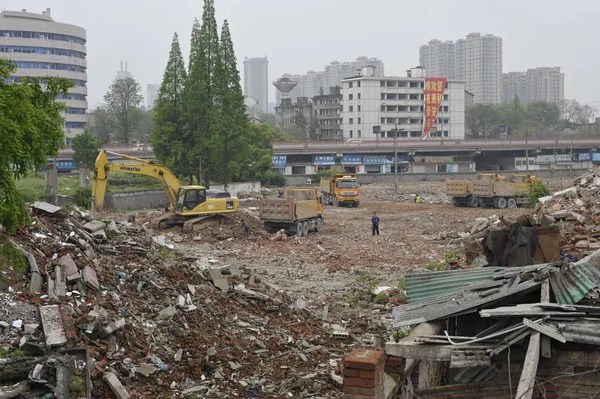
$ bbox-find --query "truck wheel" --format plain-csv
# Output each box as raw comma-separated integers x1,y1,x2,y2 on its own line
316,218,323,232
296,221,304,237
496,197,507,209
353,202,360,208
468,197,479,208
507,198,517,209
302,221,309,236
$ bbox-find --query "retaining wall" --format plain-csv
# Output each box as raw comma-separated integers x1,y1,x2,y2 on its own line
211,181,262,194
105,190,169,210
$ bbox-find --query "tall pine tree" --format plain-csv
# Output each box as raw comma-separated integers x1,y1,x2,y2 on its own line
184,0,221,186
151,32,188,176
213,20,249,187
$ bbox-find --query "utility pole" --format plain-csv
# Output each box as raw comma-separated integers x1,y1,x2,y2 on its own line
393,124,398,195
526,125,536,174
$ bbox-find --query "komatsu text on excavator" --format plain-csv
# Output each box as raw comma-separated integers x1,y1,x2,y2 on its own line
92,151,239,231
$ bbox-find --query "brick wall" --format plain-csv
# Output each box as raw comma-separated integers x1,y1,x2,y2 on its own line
343,349,386,399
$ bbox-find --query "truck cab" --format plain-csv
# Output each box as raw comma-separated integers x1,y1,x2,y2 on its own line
320,174,360,207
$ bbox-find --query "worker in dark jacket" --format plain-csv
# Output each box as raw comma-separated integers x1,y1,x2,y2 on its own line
371,212,380,236
242,220,250,238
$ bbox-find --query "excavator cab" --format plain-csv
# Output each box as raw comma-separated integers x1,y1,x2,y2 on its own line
177,187,207,212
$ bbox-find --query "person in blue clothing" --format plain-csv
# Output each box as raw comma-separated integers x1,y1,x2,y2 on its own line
371,211,380,236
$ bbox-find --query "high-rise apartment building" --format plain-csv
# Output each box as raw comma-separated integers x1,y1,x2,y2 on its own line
147,83,160,109
502,67,564,105
419,33,502,104
0,8,87,141
276,57,384,106
243,56,268,114
419,40,455,78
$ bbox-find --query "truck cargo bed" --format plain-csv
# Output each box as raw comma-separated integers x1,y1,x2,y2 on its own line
260,198,318,222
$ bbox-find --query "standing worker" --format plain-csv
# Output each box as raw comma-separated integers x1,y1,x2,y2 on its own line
371,212,380,236
242,220,250,238
415,194,422,203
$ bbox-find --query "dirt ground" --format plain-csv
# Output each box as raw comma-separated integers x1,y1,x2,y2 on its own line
165,181,525,304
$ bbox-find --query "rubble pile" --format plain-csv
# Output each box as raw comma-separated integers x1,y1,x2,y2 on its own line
361,182,450,204
533,166,600,257
0,203,353,398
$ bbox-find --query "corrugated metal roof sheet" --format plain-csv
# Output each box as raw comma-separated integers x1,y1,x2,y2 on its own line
406,269,497,303
405,263,561,303
558,322,600,345
549,260,600,304
393,279,541,328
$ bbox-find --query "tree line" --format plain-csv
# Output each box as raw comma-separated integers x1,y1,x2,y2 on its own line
150,0,288,187
466,97,596,138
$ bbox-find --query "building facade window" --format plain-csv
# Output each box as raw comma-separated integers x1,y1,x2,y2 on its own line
65,121,86,129
358,117,361,123
349,106,353,112
15,61,86,73
349,118,354,124
0,30,86,45
65,107,86,114
358,93,361,99
0,46,86,58
349,94,353,100
358,105,361,111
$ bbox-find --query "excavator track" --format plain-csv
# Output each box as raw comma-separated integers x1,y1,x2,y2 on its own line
182,215,226,233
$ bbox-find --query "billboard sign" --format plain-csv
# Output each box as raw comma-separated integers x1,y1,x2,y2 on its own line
340,155,363,164
422,77,447,138
272,155,287,168
313,155,336,165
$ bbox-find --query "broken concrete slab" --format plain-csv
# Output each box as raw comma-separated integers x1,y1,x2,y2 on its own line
103,318,126,335
83,220,106,233
54,264,66,297
39,305,67,347
82,265,100,290
32,201,67,216
59,254,79,277
93,230,107,240
174,349,183,362
135,364,158,377
156,305,176,321
24,324,39,335
209,269,229,292
103,372,130,399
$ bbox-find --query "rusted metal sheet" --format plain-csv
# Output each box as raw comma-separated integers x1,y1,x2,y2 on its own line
533,226,561,264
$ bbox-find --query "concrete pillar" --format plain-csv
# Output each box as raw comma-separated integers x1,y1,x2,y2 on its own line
418,360,444,389
45,164,58,203
79,163,90,187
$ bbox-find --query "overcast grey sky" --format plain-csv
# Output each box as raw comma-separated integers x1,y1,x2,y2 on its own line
4,0,599,108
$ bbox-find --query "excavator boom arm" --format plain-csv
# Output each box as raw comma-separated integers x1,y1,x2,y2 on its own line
92,150,182,210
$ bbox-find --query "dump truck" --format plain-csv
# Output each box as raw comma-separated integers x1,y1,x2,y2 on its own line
260,187,324,236
447,173,543,209
446,173,505,207
320,174,360,207
474,174,542,209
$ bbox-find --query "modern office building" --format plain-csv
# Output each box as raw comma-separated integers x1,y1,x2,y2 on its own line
0,8,88,141
502,67,564,105
341,66,466,140
419,33,502,104
113,61,132,83
243,56,268,114
147,83,159,109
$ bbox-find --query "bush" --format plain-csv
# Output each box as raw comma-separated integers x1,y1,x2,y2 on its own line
314,166,344,183
73,186,92,209
257,170,286,187
528,181,550,208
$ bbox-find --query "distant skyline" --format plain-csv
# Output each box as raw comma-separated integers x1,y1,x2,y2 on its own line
3,0,599,109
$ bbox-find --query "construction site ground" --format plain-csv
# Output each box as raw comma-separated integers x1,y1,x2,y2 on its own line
136,181,526,303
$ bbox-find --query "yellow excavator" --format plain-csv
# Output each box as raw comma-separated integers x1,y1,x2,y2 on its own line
92,150,239,231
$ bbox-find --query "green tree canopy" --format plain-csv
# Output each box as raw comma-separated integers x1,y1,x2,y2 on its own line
89,105,115,144
0,59,73,232
526,101,560,128
151,32,188,176
104,77,143,144
72,130,102,167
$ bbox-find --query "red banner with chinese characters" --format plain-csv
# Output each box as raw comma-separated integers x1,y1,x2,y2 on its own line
422,77,447,138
